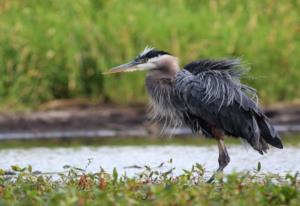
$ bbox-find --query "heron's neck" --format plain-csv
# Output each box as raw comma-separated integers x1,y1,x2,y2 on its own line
145,60,180,126
145,65,178,102
145,55,180,104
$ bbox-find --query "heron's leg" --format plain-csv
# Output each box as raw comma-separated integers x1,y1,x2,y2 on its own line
207,130,230,183
216,138,230,172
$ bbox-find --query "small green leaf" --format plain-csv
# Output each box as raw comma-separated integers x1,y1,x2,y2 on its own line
28,165,32,173
63,165,71,169
183,169,191,174
149,171,153,178
0,169,5,175
163,168,174,177
11,165,22,172
257,162,261,172
144,165,151,171
157,162,164,168
74,167,85,172
113,167,118,180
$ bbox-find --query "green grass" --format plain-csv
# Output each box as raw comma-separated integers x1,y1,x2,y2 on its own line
0,0,299,109
0,163,299,205
0,133,298,149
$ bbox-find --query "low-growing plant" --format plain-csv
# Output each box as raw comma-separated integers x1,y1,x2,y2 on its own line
0,163,299,205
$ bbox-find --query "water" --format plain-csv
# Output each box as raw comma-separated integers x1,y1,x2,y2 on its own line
0,145,299,176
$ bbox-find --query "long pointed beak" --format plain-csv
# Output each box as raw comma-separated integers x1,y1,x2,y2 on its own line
104,61,140,75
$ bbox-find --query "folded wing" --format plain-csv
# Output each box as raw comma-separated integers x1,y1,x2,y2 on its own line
175,59,283,154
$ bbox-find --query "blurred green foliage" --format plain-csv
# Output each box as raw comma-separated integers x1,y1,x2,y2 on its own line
0,0,299,109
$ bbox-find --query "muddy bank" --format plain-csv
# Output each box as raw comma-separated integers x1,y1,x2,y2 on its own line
0,100,299,140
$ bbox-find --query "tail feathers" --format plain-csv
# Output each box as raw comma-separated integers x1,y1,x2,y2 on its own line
259,138,269,153
256,115,283,149
241,116,266,155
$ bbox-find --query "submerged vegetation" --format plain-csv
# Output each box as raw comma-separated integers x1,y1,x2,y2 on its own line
0,0,299,109
0,163,299,205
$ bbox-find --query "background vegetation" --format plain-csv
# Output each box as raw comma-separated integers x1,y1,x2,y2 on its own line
0,0,299,109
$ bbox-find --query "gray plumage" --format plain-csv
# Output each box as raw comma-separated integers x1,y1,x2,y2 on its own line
145,57,282,153
179,60,282,151
108,47,283,181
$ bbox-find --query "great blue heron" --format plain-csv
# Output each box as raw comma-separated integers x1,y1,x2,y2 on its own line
106,47,283,181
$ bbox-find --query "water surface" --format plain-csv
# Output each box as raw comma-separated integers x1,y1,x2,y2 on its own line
1,145,298,176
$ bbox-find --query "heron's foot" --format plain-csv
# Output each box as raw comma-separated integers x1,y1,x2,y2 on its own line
206,171,224,183
207,138,230,183
217,141,230,172
206,173,216,183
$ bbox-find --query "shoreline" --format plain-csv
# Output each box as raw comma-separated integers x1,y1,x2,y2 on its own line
0,102,299,140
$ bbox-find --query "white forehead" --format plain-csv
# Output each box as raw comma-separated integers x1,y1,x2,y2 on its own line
139,46,154,56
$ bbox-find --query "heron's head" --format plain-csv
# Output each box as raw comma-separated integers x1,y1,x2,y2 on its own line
106,47,179,74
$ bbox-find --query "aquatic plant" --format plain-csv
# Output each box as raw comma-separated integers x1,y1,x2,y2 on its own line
0,162,299,205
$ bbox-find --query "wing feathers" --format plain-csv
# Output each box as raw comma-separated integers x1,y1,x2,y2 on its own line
175,59,283,154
